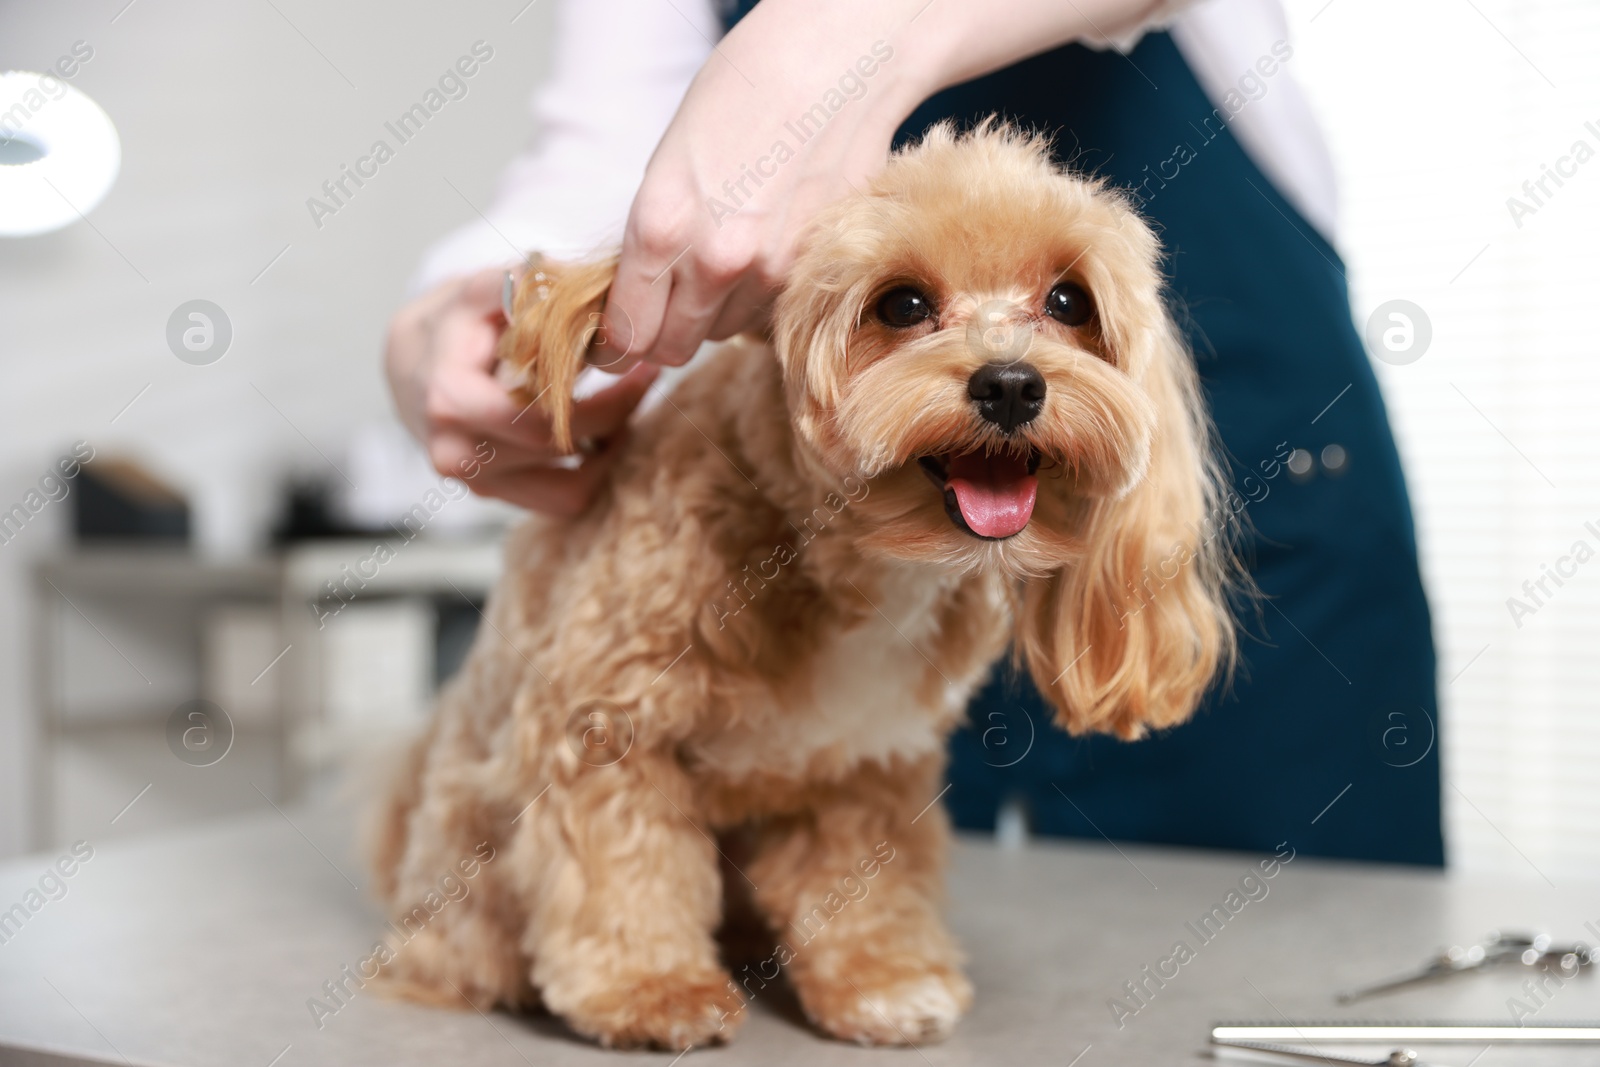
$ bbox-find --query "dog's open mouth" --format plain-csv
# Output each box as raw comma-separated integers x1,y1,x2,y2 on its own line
917,449,1041,540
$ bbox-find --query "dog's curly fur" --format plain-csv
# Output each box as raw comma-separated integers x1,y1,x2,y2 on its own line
367,122,1235,1050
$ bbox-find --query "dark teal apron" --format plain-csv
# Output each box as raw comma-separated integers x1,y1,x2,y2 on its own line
722,7,1443,865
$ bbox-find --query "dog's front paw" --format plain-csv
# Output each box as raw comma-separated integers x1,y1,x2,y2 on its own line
794,955,973,1046
565,970,745,1050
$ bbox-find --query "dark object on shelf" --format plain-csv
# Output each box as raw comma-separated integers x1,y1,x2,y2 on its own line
73,459,190,543
272,480,345,544
434,595,484,687
271,478,395,544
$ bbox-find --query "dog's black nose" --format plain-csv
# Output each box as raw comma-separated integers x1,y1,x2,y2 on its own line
968,362,1045,434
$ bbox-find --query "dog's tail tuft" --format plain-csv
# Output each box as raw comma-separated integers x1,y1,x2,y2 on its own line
497,253,620,453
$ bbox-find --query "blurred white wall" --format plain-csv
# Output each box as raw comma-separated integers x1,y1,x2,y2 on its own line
0,0,555,857
1285,0,1600,878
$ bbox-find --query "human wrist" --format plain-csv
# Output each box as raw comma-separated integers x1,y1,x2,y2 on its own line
721,0,939,141
876,0,1176,99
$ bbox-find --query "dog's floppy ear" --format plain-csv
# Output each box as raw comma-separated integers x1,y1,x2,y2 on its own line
497,253,620,453
1017,316,1236,740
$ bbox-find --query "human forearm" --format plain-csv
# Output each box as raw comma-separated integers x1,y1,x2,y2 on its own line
726,0,1182,117
604,0,1184,368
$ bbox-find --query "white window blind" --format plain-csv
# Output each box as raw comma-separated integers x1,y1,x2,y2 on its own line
1285,0,1600,878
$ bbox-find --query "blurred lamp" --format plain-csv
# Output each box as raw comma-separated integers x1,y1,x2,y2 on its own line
0,70,120,237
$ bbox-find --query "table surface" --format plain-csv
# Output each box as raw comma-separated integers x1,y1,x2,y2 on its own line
1,806,1596,1067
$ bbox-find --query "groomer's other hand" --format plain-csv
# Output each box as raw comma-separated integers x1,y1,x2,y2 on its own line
385,267,658,517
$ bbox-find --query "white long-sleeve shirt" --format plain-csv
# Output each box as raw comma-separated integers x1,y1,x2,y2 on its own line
413,0,1337,292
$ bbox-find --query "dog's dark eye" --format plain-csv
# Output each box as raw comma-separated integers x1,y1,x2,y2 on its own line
875,287,932,328
1045,282,1094,327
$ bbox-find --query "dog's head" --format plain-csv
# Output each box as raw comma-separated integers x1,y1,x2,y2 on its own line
500,122,1234,740
773,122,1234,738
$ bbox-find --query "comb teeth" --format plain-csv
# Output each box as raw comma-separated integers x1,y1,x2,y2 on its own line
1212,1038,1401,1066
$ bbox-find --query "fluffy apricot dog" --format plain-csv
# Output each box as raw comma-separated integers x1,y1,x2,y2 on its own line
369,122,1234,1050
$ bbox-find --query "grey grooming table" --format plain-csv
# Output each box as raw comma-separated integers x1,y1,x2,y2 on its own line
1,805,1596,1066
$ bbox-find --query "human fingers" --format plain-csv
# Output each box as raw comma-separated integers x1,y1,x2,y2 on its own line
600,210,678,372
567,363,661,442
468,433,631,517
423,356,569,472
704,268,778,342
633,255,735,367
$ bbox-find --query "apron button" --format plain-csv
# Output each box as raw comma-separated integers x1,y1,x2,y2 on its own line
1321,443,1348,475
1287,447,1315,482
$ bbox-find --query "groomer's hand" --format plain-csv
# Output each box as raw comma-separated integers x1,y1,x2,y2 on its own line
603,0,1166,370
385,267,658,517
603,2,922,369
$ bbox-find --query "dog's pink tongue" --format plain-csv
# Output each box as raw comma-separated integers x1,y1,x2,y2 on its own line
946,452,1037,538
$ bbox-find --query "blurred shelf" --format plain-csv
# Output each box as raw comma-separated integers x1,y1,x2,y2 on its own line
49,713,284,735
36,535,506,599
36,547,280,598
283,535,505,599
30,533,509,849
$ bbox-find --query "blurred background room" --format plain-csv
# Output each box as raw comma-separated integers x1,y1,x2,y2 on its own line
1,0,1597,883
